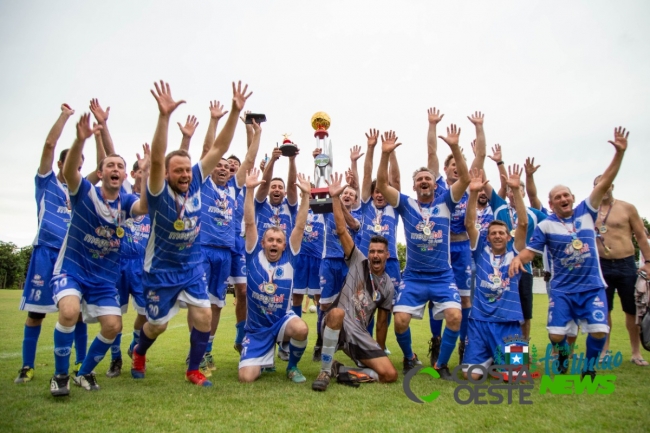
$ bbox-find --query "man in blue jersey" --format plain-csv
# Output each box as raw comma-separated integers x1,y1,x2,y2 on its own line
49,113,149,396
510,127,630,379
312,173,397,391
464,166,528,378
377,127,470,379
239,168,312,383
16,104,90,384
130,80,251,387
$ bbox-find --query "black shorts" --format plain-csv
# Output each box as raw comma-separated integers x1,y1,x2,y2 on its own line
600,256,637,316
519,272,534,320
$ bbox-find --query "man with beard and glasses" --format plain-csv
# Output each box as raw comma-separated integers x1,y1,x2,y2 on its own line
130,80,251,387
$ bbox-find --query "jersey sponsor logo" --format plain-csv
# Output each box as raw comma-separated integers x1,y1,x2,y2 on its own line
57,206,71,214
560,242,592,270
31,274,45,287
592,296,605,308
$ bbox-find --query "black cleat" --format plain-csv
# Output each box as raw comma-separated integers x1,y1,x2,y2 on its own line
312,346,322,362
311,371,331,392
428,336,441,367
50,374,70,397
435,364,454,381
74,372,100,391
402,353,422,375
106,357,122,378
581,370,596,381
557,351,569,374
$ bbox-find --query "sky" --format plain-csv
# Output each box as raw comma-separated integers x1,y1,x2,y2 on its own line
1,0,649,247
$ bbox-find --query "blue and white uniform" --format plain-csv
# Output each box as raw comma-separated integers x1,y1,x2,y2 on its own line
293,209,324,295
254,197,297,241
319,212,360,304
476,206,494,245
51,178,138,322
394,191,461,319
240,243,299,368
229,187,247,284
142,163,209,325
22,171,71,313
526,199,609,336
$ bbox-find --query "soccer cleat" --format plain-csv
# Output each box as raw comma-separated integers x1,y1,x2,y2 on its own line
330,360,343,378
428,336,441,367
204,352,216,371
261,366,276,373
185,370,212,387
346,370,375,383
402,353,422,375
287,366,306,383
311,371,331,391
106,357,122,378
384,347,392,356
557,351,569,375
14,367,34,384
73,362,82,375
278,342,290,362
131,346,146,379
50,374,70,397
458,340,466,365
74,372,100,391
234,343,243,354
581,370,596,381
199,355,212,378
434,364,454,381
312,346,322,362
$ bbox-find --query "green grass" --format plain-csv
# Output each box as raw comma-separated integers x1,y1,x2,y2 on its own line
0,290,648,433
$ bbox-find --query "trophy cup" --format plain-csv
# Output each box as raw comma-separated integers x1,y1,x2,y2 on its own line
279,133,298,157
310,111,334,214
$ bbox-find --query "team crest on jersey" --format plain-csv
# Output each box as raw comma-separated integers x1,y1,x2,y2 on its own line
453,291,461,302
95,226,115,238
275,267,284,278
575,220,582,230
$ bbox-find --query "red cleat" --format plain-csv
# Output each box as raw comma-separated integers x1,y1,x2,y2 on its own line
131,345,146,379
185,370,213,387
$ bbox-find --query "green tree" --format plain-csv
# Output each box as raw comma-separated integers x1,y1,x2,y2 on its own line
397,242,406,271
0,242,32,289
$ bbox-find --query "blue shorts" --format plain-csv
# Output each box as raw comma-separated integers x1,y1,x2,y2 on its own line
142,268,210,325
51,273,121,323
239,313,298,369
463,319,523,372
203,246,231,308
451,239,472,297
228,250,247,285
117,256,145,315
21,245,59,314
393,268,461,319
293,255,322,295
547,288,610,336
319,258,349,304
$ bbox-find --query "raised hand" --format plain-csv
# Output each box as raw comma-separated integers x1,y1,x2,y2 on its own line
524,157,540,176
93,122,101,137
427,107,444,124
438,124,461,147
76,113,102,141
232,81,252,111
251,118,262,134
177,115,199,138
381,130,401,154
210,100,228,120
345,169,358,189
296,173,312,195
468,168,488,192
259,156,267,172
488,144,502,163
270,147,282,162
312,148,323,159
501,164,524,190
245,168,265,189
61,103,75,117
608,126,629,152
89,98,110,123
365,128,379,147
289,146,300,160
467,111,484,126
470,139,477,156
350,145,365,162
326,172,346,198
136,143,151,172
150,81,186,117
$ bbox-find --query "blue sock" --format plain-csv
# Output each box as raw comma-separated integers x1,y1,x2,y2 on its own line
459,308,471,342
54,323,75,376
395,328,414,360
110,333,122,360
129,330,140,353
74,321,87,364
287,338,308,370
367,315,375,337
188,328,210,371
438,328,460,367
78,334,114,376
22,324,41,369
429,306,442,337
135,327,156,356
291,305,302,318
206,335,214,354
235,321,245,345
585,334,607,372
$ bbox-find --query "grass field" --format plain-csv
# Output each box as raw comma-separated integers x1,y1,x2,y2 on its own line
0,289,648,433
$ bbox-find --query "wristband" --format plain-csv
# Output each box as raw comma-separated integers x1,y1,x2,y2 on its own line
496,161,504,166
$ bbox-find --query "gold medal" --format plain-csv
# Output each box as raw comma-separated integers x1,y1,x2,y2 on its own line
174,219,185,231
374,224,382,233
423,226,431,236
510,229,516,237
116,227,125,238
263,283,276,294
475,223,482,230
373,290,380,302
604,246,611,255
492,276,502,286
599,226,607,234
305,224,312,233
572,239,583,250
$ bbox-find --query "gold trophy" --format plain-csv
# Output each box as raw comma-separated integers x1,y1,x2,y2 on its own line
310,112,334,213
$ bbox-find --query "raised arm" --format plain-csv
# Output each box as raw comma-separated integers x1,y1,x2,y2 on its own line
426,107,444,177
589,127,628,209
244,168,265,252
376,131,401,207
465,168,488,247
349,145,364,200
327,172,355,257
201,101,229,159
235,119,262,188
286,148,299,206
39,104,75,175
64,114,101,193
86,124,106,185
361,129,379,202
486,144,507,199
200,81,252,176
89,99,114,156
255,147,281,201
177,115,199,152
389,148,401,192
130,143,151,216
468,112,486,171
289,173,312,253
439,125,470,202
149,81,186,195
524,157,542,210
503,164,528,252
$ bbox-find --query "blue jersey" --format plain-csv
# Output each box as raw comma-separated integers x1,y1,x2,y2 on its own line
255,197,297,241
359,198,399,258
53,178,138,287
396,190,458,273
436,180,468,234
471,236,523,323
199,178,237,248
476,206,494,245
231,188,246,256
322,211,360,259
144,163,205,274
434,175,446,199
33,171,71,249
300,209,325,258
527,199,605,294
245,244,297,332
120,193,151,258
490,190,547,273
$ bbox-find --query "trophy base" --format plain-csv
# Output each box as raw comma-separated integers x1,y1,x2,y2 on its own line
309,197,333,214
280,144,298,157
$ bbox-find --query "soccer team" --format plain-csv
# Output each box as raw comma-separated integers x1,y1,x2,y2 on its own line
15,81,650,397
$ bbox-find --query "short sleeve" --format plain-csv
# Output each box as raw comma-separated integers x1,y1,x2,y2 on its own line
344,245,365,267
527,224,546,254
70,178,92,206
